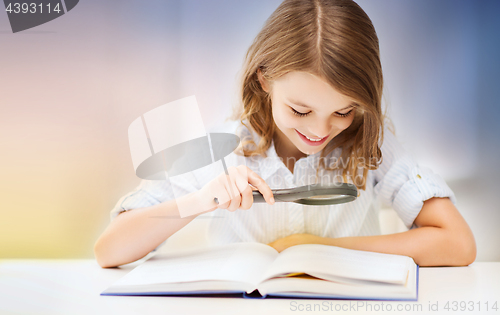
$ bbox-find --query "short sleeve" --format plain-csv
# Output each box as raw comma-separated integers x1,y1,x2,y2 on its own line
108,179,179,253
373,129,457,229
109,179,173,222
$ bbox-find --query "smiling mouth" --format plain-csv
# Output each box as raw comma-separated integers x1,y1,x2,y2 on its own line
296,129,326,141
295,129,329,146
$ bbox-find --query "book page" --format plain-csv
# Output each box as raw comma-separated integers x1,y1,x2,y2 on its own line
260,244,413,285
257,262,417,299
112,242,278,288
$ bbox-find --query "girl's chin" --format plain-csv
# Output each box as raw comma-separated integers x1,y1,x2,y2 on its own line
296,144,323,155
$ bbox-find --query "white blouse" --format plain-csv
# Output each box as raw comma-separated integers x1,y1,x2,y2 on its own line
110,121,456,249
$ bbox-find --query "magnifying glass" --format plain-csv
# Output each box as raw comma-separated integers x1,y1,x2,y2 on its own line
252,182,358,206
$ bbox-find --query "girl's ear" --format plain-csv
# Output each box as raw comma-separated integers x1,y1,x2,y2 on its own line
257,69,270,93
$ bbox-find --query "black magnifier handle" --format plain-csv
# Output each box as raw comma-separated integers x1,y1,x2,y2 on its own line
252,183,358,206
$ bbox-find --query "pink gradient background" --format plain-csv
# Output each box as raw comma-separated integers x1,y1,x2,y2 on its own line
1,0,499,260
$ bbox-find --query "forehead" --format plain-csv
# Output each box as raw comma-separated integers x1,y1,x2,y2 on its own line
272,71,354,111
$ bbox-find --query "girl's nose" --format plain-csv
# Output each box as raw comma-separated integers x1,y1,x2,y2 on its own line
308,122,332,138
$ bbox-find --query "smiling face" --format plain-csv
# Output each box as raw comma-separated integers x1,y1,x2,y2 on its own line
259,71,357,160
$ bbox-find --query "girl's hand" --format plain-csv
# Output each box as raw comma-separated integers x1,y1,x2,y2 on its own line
199,165,275,212
267,233,325,252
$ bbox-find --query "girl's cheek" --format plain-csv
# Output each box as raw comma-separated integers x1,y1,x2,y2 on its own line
276,108,297,128
285,115,302,129
338,119,352,130
338,112,356,130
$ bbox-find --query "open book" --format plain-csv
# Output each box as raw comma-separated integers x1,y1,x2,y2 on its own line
101,242,418,300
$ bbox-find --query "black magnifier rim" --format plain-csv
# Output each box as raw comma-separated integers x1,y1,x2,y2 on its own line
252,183,358,206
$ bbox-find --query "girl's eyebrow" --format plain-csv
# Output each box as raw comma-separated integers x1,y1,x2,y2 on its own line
287,99,356,112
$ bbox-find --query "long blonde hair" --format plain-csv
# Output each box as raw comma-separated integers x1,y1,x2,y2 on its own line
234,0,384,190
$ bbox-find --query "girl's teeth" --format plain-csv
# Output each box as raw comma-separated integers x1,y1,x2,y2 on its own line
305,135,322,141
297,130,325,141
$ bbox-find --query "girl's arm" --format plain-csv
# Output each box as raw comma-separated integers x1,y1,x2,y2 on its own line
95,165,275,268
268,197,476,266
94,191,206,268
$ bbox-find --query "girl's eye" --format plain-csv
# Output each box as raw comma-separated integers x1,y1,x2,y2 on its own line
291,107,311,117
335,109,354,118
290,107,354,118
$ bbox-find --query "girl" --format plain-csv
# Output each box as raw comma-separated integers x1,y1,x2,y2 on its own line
94,0,476,268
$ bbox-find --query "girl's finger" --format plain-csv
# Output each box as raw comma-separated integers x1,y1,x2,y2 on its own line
214,187,231,209
233,166,252,195
225,168,243,211
233,166,255,210
212,172,233,208
239,184,254,210
244,167,274,205
226,186,242,211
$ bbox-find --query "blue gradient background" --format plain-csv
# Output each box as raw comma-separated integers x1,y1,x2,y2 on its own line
0,0,499,260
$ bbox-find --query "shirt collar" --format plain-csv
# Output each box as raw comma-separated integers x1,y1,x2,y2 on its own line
257,140,286,182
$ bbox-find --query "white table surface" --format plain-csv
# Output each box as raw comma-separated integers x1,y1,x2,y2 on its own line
1,258,499,315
